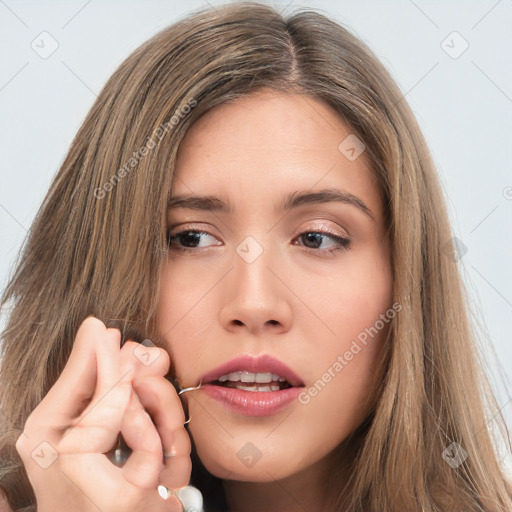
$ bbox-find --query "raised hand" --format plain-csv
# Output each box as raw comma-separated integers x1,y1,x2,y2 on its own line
15,316,191,511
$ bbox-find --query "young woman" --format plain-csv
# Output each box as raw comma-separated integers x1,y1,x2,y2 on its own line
1,2,511,511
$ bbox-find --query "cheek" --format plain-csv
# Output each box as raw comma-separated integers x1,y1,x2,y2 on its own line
292,279,392,467
155,265,202,368
297,247,392,410
157,259,212,329
297,246,393,343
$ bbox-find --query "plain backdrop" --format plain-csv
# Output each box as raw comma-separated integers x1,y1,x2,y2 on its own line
1,0,511,472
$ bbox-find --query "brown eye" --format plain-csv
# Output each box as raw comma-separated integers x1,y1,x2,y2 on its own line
167,229,220,253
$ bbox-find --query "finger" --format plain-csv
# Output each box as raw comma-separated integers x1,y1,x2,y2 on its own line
60,325,132,453
159,454,192,491
121,390,163,488
132,376,188,452
19,317,118,456
133,376,192,490
27,316,107,425
120,341,170,382
62,334,165,454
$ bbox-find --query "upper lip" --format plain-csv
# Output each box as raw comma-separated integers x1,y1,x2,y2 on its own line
198,354,305,387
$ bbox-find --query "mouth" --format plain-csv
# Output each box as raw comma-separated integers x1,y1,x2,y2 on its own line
198,353,305,390
188,354,306,417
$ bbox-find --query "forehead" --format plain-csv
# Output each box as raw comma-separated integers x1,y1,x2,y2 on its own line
171,91,382,217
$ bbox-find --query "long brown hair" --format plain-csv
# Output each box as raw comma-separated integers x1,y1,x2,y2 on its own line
1,2,511,510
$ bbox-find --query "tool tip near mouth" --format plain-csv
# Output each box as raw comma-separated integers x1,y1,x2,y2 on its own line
178,380,205,395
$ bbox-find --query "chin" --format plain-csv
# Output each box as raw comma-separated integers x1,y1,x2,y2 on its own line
192,435,303,482
202,458,297,483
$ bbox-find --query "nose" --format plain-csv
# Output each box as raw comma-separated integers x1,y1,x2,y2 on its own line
218,237,293,336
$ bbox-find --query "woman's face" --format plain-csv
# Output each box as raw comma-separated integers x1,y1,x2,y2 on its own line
156,90,393,483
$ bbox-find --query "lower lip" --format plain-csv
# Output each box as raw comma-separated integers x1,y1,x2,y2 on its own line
200,384,303,417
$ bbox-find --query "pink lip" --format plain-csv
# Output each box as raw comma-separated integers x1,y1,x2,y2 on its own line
198,354,305,387
201,385,303,417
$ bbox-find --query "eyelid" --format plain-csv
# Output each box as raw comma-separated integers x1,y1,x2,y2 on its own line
168,220,347,239
167,222,222,239
167,221,215,231
292,221,348,239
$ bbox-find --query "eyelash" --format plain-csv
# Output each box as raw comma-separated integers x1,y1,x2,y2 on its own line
166,227,351,256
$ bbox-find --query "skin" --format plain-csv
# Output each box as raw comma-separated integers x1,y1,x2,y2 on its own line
156,89,393,511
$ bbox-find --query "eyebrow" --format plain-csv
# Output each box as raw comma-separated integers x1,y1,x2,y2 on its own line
167,188,374,220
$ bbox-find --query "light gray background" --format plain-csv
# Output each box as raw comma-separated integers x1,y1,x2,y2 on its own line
1,0,511,472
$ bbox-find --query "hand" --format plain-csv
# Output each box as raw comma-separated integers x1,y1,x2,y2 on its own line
15,316,191,511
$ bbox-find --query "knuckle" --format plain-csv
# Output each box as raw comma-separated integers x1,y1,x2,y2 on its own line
14,432,26,455
74,315,107,349
78,315,106,335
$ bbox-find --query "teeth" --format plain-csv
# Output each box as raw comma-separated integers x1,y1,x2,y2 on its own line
233,383,282,392
217,371,288,384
